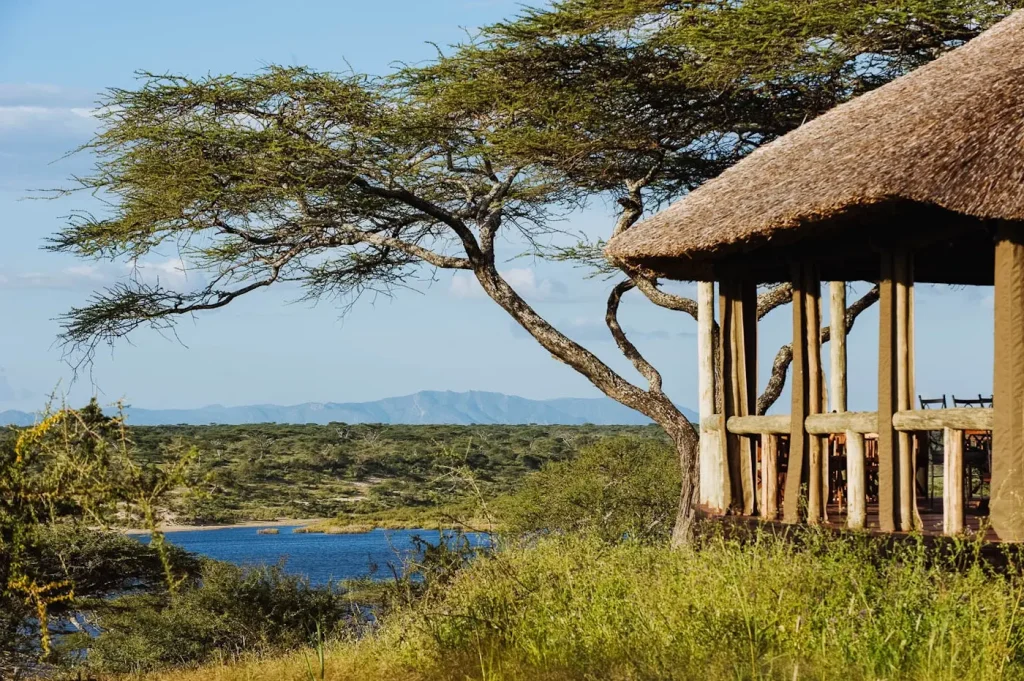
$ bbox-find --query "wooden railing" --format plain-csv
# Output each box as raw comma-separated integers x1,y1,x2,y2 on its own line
700,408,991,536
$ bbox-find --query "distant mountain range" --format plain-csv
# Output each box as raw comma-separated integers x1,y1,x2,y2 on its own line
0,390,697,427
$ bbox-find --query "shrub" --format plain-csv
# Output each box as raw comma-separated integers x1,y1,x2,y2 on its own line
84,559,360,675
134,530,1024,681
498,436,680,543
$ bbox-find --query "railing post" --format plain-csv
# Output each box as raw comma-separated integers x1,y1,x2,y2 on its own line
761,434,778,520
943,427,964,536
846,431,866,529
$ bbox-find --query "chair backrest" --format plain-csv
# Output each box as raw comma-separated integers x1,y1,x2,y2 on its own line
952,394,988,408
919,395,947,409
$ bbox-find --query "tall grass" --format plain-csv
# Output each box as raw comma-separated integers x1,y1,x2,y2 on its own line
142,528,1024,681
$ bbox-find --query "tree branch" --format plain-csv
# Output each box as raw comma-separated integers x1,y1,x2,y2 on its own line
631,276,699,317
756,285,880,415
756,283,793,320
606,280,664,394
327,225,472,270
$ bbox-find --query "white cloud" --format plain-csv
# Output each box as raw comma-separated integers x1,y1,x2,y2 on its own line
0,83,92,105
0,105,99,134
0,258,201,292
0,83,104,137
0,264,112,290
449,267,568,302
128,257,198,292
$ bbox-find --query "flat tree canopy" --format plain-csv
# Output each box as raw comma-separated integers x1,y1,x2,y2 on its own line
51,0,1022,542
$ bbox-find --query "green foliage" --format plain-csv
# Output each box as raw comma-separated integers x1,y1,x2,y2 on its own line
142,530,1024,681
396,531,1024,680
0,401,197,673
499,436,680,543
83,559,359,675
125,423,667,526
49,0,1022,350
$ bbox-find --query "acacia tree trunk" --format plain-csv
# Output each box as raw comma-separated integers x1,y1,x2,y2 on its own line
662,416,701,546
472,263,703,544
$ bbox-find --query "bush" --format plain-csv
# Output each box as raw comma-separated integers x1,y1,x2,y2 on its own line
84,559,360,675
135,530,1024,681
498,436,680,543
395,531,1024,680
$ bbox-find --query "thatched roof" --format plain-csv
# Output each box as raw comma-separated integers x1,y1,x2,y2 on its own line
606,11,1024,285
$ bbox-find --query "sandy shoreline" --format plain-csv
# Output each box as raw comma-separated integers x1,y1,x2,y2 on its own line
123,518,324,535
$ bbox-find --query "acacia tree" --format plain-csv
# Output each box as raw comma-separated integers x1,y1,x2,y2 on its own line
52,0,1019,544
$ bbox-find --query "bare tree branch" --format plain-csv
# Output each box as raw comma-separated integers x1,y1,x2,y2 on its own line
757,283,793,320
606,280,664,394
756,285,880,415
631,276,699,317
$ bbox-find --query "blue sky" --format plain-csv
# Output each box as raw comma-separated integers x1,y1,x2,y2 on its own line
0,0,996,413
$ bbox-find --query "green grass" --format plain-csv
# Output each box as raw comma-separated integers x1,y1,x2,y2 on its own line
139,527,1024,681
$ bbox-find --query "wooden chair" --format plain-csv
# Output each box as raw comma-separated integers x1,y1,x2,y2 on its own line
919,395,946,507
952,395,993,512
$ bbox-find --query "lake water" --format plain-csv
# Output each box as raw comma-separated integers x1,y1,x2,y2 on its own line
139,526,486,585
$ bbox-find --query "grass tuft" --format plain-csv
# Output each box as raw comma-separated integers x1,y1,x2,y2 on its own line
136,527,1024,681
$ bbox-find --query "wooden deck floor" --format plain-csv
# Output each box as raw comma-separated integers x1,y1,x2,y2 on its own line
704,499,1000,542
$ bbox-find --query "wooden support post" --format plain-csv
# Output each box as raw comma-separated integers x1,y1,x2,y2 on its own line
846,432,866,530
698,281,728,512
829,282,848,413
877,255,899,533
719,280,758,515
943,427,964,536
761,434,778,521
831,281,864,529
784,264,809,524
992,223,1024,541
894,255,915,531
805,270,824,524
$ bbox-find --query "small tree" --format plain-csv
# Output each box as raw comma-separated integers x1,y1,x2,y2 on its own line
51,1,1018,544
501,436,681,543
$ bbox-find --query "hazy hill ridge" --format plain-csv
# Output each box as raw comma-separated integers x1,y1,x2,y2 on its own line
0,390,697,427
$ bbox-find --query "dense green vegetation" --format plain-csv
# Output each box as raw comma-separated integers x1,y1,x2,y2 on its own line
81,560,361,676
128,423,667,526
498,436,680,543
142,529,1024,681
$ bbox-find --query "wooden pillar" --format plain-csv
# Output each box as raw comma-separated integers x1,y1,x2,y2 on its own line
877,255,899,533
761,434,778,520
895,256,914,530
991,223,1024,541
878,251,915,532
720,279,758,515
805,270,824,524
830,281,864,529
783,264,817,524
698,281,728,512
829,282,848,412
943,427,964,536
